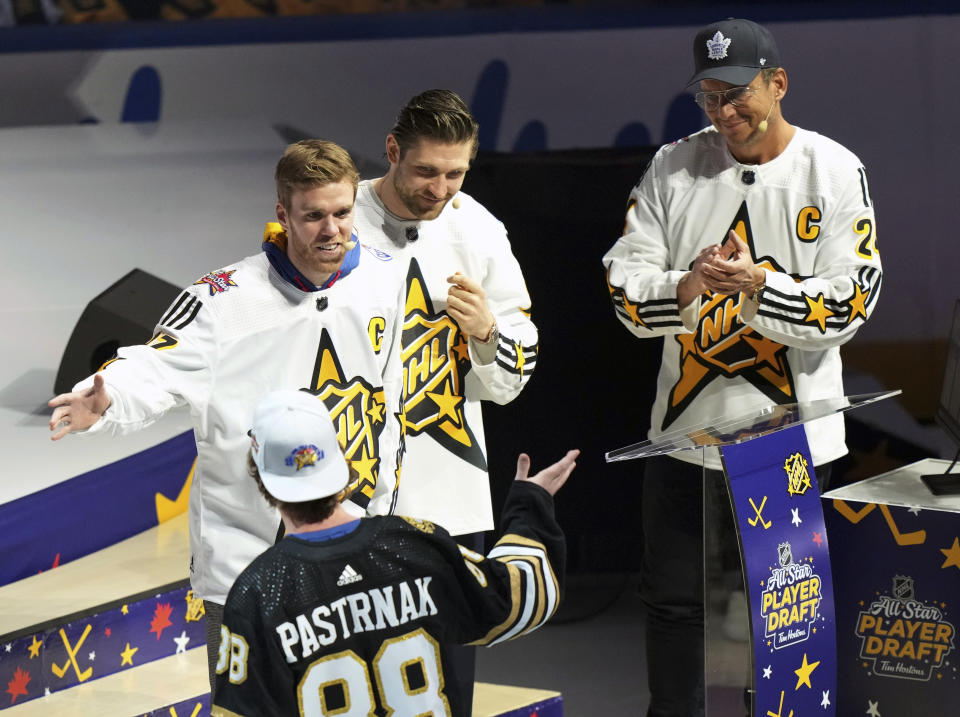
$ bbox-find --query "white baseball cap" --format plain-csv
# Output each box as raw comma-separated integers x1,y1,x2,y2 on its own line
249,390,349,502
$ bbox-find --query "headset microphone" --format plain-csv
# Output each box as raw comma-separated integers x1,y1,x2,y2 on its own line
757,99,776,133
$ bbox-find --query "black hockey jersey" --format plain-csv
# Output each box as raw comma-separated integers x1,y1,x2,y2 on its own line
211,480,565,716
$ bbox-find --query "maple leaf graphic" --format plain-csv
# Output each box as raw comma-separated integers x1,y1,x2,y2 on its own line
6,667,30,704
149,603,174,640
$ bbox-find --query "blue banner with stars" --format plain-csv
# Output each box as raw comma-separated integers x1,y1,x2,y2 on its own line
721,424,837,716
1,583,206,708
824,493,959,714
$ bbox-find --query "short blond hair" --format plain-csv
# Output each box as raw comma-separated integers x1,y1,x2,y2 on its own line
275,139,359,209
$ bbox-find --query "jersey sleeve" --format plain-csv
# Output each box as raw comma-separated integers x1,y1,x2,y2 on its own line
602,153,697,339
212,604,295,716
77,287,217,436
443,480,565,647
465,222,540,405
740,165,882,349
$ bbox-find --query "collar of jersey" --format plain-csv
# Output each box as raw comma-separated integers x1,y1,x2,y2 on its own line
289,519,361,543
261,222,361,292
364,181,424,233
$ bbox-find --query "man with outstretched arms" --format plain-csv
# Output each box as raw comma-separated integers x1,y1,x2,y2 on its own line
353,89,539,543
48,139,406,693
212,389,577,717
602,18,881,716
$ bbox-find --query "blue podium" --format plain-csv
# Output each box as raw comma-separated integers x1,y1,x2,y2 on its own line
606,390,900,716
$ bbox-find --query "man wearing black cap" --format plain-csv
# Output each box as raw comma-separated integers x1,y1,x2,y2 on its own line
603,18,882,716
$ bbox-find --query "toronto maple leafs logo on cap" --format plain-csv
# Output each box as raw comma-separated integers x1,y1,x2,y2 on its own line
687,18,782,87
706,31,731,60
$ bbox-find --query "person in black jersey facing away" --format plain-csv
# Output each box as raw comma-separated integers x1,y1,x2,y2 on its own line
212,389,578,717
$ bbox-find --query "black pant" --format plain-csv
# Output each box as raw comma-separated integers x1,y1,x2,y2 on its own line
204,600,224,699
449,530,485,713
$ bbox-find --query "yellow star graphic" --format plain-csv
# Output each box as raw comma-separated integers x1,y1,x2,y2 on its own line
514,341,526,375
622,300,646,328
847,283,869,323
426,382,464,423
155,458,195,524
120,642,139,666
794,652,820,690
742,332,782,371
121,604,129,615
366,399,385,425
451,334,470,362
349,445,377,486
940,537,960,570
803,293,835,332
400,409,418,434
677,332,697,360
28,635,42,659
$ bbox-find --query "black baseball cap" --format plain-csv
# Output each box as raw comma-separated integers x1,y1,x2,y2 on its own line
687,18,781,87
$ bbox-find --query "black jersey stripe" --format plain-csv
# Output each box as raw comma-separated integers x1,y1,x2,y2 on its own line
161,295,196,329
170,297,202,330
858,167,872,208
160,292,192,326
614,306,684,328
761,287,851,316
616,298,679,314
495,356,535,376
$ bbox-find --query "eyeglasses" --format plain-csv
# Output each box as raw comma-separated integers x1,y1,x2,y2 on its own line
694,86,757,112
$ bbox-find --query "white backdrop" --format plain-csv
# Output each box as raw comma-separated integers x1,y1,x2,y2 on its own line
0,10,956,500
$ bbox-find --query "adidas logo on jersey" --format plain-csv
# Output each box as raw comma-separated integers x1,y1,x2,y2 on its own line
336,564,363,586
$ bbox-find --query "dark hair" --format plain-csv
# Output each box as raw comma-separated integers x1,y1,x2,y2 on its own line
759,67,781,84
274,139,359,210
390,89,479,159
246,450,358,525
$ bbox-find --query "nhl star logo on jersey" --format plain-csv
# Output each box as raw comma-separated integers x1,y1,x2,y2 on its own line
706,31,731,60
336,564,363,586
194,269,238,296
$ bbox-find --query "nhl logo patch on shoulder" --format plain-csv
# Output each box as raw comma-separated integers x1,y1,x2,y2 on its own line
706,31,731,60
194,269,238,296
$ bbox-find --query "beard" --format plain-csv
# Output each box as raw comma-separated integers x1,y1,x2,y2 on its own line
392,175,449,220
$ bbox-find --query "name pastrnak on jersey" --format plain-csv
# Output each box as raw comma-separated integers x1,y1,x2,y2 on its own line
603,126,882,469
211,481,564,717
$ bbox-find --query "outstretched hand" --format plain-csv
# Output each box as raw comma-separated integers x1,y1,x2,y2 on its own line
48,373,112,441
515,449,580,496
